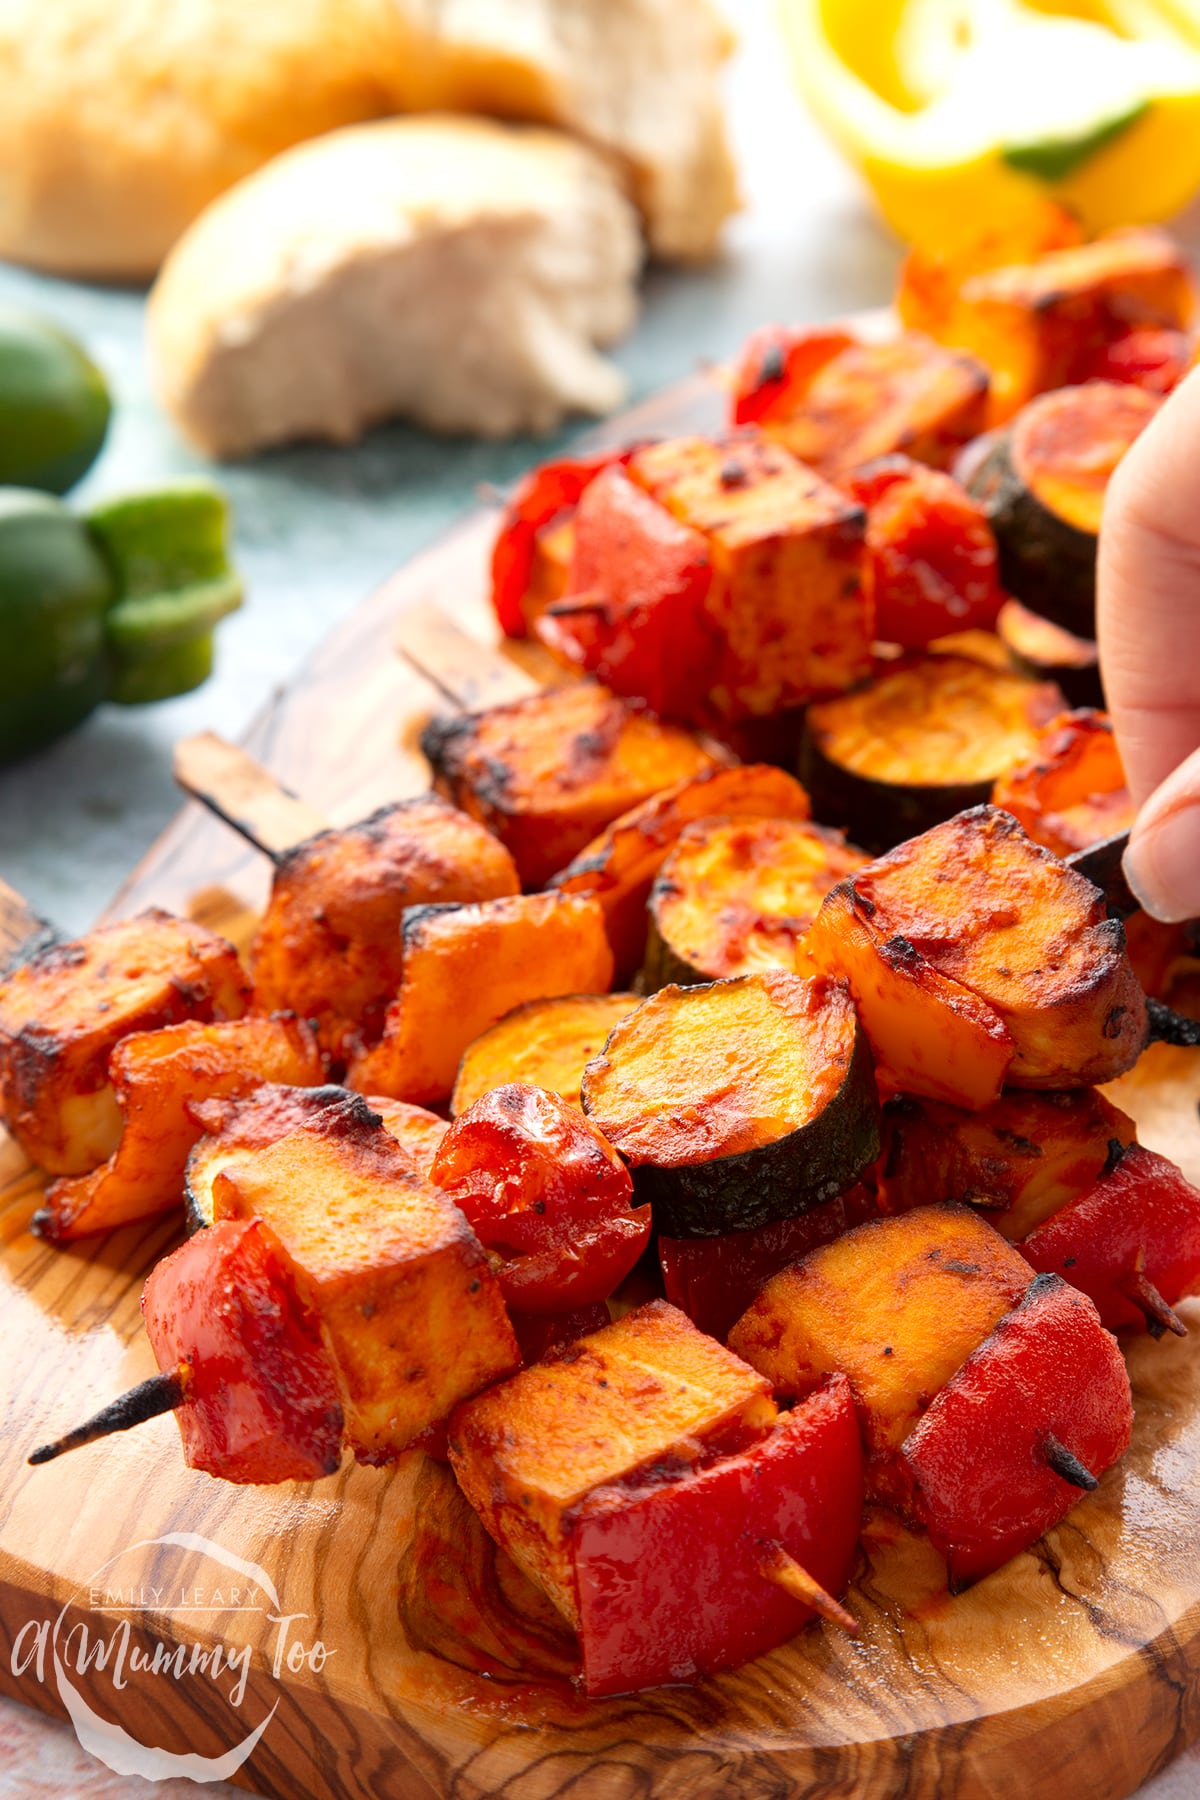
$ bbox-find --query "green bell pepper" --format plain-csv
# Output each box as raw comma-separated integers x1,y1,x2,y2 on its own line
0,480,243,765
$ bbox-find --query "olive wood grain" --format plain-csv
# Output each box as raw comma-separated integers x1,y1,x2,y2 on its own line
4,362,1200,1800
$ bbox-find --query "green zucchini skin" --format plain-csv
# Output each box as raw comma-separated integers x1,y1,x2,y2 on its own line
641,910,711,992
585,1005,881,1238
965,433,1097,639
997,602,1104,710
799,724,993,857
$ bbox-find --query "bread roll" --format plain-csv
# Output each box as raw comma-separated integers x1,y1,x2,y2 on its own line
0,0,735,279
147,116,641,454
0,0,401,279
387,0,738,261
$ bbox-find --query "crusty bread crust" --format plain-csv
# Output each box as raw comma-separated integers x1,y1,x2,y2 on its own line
147,116,642,452
0,0,735,279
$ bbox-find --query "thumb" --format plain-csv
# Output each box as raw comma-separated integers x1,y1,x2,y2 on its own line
1123,741,1200,924
1098,367,1200,811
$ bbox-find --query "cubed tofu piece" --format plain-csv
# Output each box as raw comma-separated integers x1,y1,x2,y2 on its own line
934,227,1197,421
733,332,989,479
211,1094,519,1462
251,796,519,1063
877,1087,1137,1242
449,1300,778,1624
804,805,1147,1103
422,683,725,890
629,436,872,719
347,892,615,1106
35,1014,323,1241
0,910,248,1175
729,1206,1031,1486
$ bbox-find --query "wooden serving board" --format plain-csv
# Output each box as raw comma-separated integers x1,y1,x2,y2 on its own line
4,370,1200,1800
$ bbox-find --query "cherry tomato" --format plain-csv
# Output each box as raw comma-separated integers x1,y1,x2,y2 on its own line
847,454,1003,647
1082,327,1189,397
431,1084,650,1314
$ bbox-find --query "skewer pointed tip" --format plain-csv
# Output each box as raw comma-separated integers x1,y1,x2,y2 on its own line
28,1366,189,1467
759,1544,859,1635
1042,1432,1098,1492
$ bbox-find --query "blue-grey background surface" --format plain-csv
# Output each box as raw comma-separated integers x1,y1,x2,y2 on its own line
1,6,1200,1797
0,1,903,932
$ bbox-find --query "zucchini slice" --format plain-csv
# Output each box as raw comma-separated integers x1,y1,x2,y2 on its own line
185,1082,350,1232
991,707,1133,857
801,654,1062,854
644,817,869,989
997,598,1102,710
553,762,812,980
581,971,880,1236
451,991,638,1116
966,382,1158,637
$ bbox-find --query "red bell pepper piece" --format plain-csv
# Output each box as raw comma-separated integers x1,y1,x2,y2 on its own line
573,1373,863,1695
430,1083,651,1315
535,463,722,721
659,1187,881,1343
899,1272,1132,1588
490,451,626,638
730,325,856,427
142,1218,344,1485
1081,327,1189,397
845,454,1004,647
1020,1142,1200,1337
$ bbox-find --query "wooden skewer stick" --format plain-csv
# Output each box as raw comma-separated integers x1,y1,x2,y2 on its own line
1121,1253,1187,1340
759,1544,859,1635
173,732,328,862
0,877,60,973
28,1364,190,1466
1042,1433,1099,1492
395,600,541,712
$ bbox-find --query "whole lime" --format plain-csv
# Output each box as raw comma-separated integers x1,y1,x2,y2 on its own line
0,309,112,495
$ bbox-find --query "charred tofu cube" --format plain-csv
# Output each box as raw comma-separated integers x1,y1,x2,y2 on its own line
451,1301,864,1694
729,1205,1031,1483
211,1094,519,1462
876,1087,1138,1241
0,911,248,1175
925,227,1197,421
347,892,615,1106
422,683,725,890
449,1300,778,1622
732,331,989,479
251,796,520,1063
35,1014,322,1241
629,436,872,718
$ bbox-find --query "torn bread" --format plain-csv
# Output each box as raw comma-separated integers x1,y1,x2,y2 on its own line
0,0,735,280
0,0,402,280
387,0,738,262
147,116,641,453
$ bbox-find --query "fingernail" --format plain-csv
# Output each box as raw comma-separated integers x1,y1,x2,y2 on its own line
1124,804,1200,924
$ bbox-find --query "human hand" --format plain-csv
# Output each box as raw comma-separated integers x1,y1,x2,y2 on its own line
1098,369,1200,923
